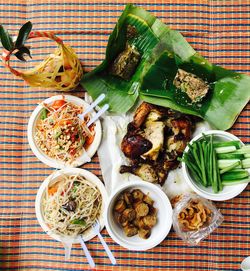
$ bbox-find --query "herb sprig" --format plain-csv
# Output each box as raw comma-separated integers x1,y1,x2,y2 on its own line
0,21,32,61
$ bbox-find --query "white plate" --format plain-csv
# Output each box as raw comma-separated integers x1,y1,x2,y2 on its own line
182,130,248,201
105,181,173,251
28,95,102,169
35,168,108,243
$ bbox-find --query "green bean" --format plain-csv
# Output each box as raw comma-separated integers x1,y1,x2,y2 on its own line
185,152,202,174
192,142,203,171
205,141,212,186
212,148,219,193
198,141,207,187
185,153,203,181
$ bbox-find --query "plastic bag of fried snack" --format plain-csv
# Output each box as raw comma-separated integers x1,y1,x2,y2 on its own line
172,193,223,245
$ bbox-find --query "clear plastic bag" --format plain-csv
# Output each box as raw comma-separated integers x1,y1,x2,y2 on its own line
172,193,223,245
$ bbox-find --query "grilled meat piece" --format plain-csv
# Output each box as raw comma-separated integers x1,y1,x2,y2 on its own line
121,134,152,159
141,121,164,161
120,102,196,185
166,135,187,154
171,117,192,139
120,163,159,183
132,102,153,128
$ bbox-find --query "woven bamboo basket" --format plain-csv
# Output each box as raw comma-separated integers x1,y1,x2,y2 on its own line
2,31,83,91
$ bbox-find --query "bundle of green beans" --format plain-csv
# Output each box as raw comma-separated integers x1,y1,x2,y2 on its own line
180,134,250,193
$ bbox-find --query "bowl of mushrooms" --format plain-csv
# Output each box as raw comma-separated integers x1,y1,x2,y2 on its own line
105,181,173,250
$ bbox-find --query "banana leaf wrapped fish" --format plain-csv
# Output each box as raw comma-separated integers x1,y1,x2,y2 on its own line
81,4,250,130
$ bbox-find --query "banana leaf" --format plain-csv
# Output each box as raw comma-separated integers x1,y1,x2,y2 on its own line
81,4,250,130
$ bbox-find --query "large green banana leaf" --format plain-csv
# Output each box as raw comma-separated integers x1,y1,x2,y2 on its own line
81,4,250,130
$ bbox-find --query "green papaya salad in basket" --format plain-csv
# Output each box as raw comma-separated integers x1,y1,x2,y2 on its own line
81,4,250,130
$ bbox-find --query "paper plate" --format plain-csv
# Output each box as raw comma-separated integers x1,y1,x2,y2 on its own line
35,168,108,244
105,181,173,250
28,94,102,169
182,130,248,201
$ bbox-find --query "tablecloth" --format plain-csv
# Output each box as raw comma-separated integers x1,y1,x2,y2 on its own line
0,0,249,270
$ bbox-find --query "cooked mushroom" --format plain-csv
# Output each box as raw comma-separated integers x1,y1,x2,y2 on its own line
143,215,157,229
131,189,144,201
122,208,136,222
124,225,138,237
62,200,77,212
143,194,154,206
123,191,133,206
138,228,151,239
148,205,157,216
113,189,158,240
135,202,149,217
114,199,126,213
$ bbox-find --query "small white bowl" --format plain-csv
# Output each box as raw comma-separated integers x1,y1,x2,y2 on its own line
105,181,173,251
28,95,102,169
182,130,248,201
35,168,108,243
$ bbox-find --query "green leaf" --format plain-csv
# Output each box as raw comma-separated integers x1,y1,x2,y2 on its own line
81,4,250,130
15,21,32,49
70,219,86,226
40,108,48,120
0,25,14,51
14,46,32,62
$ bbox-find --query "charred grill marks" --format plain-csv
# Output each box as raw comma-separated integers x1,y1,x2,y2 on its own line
120,102,196,185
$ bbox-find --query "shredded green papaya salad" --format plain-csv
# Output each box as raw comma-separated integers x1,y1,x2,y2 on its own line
35,98,95,165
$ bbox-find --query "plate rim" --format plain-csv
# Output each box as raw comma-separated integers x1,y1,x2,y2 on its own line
182,130,248,201
27,94,102,169
105,180,173,251
35,168,108,244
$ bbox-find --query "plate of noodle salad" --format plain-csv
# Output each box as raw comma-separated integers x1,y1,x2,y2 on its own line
28,95,102,168
35,168,108,243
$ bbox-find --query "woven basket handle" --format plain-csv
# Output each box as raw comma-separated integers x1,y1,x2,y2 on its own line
2,31,63,76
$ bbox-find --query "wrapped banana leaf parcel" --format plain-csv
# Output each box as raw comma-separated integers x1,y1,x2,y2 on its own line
81,4,250,130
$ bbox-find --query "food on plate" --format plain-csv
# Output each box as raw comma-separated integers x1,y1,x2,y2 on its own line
42,174,102,236
180,134,250,193
113,189,157,239
178,199,212,231
81,4,250,130
120,102,197,185
173,69,209,103
35,97,95,164
0,22,83,91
